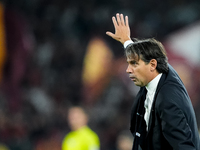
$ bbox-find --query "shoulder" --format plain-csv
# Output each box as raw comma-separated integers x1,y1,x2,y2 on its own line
62,127,100,149
84,127,99,137
155,83,188,111
81,126,100,144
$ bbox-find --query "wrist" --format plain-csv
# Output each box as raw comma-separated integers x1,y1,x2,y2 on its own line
124,40,134,48
121,37,131,44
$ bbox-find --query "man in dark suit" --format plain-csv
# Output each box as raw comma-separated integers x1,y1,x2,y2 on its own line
106,13,200,150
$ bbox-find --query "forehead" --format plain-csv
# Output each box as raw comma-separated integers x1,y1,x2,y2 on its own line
126,54,139,62
69,107,84,114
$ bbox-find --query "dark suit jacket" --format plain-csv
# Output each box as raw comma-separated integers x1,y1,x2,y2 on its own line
130,64,200,150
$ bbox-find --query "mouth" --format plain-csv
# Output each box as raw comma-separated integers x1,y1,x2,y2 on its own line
129,76,136,81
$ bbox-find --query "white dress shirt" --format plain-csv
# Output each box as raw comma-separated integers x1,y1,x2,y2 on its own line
144,73,162,130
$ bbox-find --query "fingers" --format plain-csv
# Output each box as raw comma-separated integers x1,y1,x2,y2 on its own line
112,16,118,29
114,13,127,26
120,14,125,26
125,16,129,26
116,13,121,25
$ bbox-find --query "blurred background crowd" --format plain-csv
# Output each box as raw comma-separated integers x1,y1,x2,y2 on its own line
0,0,199,149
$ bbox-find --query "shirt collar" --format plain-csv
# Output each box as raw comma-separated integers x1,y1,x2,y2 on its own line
146,73,162,94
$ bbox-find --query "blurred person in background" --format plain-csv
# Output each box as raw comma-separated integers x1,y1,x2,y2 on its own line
62,106,100,150
106,13,200,150
116,130,133,150
0,143,9,150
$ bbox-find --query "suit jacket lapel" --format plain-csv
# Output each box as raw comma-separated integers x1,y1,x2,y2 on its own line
146,73,167,135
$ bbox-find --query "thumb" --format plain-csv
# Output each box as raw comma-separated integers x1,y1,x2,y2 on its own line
106,32,120,41
106,31,115,38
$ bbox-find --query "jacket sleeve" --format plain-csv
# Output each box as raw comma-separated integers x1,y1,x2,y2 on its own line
156,84,197,150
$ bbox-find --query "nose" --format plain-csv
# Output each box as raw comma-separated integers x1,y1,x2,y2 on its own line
126,65,132,74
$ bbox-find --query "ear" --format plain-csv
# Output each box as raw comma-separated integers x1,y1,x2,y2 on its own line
149,59,157,72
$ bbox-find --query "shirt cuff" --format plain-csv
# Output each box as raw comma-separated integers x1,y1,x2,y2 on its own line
124,40,134,48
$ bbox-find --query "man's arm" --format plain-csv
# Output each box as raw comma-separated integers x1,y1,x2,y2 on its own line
157,86,198,149
106,13,131,45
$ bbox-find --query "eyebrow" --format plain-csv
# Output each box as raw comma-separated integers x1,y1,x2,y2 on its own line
127,59,138,64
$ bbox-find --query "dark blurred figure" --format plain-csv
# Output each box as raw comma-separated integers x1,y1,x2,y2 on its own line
116,130,133,150
1,3,34,112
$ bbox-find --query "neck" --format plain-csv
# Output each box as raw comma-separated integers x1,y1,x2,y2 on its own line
148,71,160,85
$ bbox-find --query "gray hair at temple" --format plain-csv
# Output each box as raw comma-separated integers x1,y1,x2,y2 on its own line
125,38,169,74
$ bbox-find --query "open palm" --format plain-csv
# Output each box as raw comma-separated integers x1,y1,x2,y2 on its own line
106,13,131,44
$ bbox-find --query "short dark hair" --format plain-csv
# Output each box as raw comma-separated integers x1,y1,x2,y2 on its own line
125,38,169,73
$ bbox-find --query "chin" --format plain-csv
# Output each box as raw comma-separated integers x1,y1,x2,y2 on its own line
134,83,140,87
134,83,143,87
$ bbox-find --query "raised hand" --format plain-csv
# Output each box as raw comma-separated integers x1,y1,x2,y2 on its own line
106,13,131,44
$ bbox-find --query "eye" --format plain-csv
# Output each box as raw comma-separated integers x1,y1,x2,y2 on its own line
130,61,137,65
